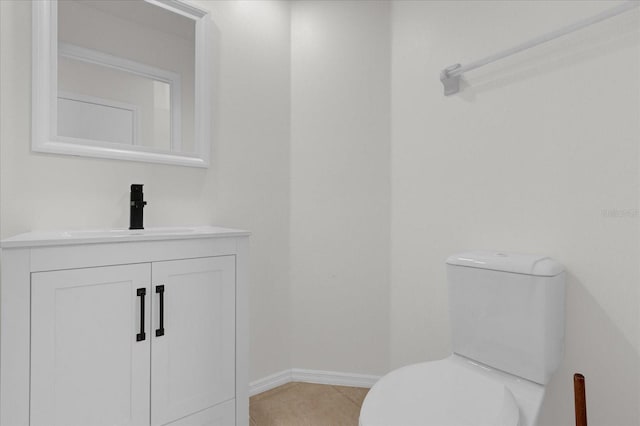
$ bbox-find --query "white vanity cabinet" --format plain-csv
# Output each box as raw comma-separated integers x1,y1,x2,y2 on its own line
0,227,249,426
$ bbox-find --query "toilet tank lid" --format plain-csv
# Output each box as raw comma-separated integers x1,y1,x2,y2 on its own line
446,250,564,277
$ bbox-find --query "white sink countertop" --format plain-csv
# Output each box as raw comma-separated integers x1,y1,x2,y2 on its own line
1,226,250,248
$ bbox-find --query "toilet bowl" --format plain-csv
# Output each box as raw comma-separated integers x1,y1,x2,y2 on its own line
359,251,565,426
360,355,545,426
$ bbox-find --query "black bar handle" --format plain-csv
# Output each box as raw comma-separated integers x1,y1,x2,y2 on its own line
136,288,146,341
156,285,165,337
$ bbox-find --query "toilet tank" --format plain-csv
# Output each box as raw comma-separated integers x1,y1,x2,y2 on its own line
446,251,565,385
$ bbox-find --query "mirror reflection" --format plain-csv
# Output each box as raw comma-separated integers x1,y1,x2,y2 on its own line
57,0,196,153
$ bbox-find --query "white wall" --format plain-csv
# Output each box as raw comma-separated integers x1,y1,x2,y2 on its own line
203,0,292,382
0,0,291,383
390,1,639,425
290,0,391,375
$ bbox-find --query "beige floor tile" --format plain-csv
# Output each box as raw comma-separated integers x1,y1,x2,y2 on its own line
250,382,364,426
332,385,369,407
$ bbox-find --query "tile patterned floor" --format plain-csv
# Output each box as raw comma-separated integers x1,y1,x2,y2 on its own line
250,382,369,426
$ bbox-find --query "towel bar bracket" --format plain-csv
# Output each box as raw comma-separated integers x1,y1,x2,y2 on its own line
440,64,461,96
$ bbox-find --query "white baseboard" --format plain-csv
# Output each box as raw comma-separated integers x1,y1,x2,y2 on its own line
249,368,381,397
249,370,293,396
291,368,380,388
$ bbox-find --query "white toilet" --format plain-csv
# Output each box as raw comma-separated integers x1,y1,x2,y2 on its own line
360,251,565,426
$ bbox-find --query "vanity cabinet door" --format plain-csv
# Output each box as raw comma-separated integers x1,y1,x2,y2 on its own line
151,256,236,426
30,264,151,426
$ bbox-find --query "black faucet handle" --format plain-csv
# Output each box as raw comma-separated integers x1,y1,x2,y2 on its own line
131,184,144,199
129,184,147,230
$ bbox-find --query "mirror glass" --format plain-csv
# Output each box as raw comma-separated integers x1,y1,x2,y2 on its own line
32,0,211,167
57,0,195,153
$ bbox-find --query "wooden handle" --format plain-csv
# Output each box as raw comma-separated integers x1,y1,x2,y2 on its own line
574,373,587,426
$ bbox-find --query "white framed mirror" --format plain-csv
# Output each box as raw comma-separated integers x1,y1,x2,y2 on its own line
32,0,212,168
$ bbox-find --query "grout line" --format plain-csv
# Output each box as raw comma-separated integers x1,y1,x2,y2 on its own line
331,385,367,409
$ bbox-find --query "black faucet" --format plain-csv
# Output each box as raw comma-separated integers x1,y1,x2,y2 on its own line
129,184,147,230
